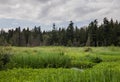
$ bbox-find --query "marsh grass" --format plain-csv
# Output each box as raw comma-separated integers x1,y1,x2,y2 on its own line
9,52,71,68
1,46,120,82
7,47,98,69
0,66,120,82
5,46,120,69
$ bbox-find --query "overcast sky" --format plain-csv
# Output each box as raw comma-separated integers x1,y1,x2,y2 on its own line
0,0,120,31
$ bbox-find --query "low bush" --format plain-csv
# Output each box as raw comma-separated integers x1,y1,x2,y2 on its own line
71,61,95,69
91,57,102,63
0,47,12,70
85,55,102,63
84,47,92,52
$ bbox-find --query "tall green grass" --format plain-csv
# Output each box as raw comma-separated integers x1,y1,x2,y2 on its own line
0,66,120,82
8,52,71,68
1,46,120,82
4,46,120,69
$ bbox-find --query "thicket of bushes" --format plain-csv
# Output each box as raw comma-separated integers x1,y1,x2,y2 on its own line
0,47,12,70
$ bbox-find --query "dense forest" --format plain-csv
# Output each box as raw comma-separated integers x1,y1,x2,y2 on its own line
0,17,120,47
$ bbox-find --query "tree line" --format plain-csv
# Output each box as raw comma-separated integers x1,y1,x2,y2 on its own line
0,17,120,47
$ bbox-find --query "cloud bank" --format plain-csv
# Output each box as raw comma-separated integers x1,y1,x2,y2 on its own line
0,0,120,30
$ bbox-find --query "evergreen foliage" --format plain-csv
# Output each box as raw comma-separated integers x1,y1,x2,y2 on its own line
0,18,120,46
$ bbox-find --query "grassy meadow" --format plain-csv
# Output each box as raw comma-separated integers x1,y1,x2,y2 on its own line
0,46,120,82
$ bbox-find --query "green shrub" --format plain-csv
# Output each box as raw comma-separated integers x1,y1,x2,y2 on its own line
71,61,95,69
84,47,92,52
91,57,102,63
0,47,12,70
85,55,102,63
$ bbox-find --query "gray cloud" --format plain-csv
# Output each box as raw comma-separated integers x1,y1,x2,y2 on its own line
0,0,120,25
